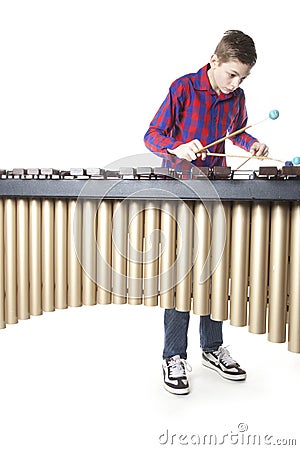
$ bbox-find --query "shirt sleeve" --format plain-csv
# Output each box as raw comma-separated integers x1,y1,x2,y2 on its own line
144,80,186,158
228,91,258,151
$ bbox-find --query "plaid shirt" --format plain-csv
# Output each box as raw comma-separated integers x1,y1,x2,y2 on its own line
144,64,257,170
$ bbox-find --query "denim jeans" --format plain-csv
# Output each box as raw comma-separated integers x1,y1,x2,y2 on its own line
163,309,223,359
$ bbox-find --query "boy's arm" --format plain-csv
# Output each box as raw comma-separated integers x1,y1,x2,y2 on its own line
228,92,268,156
144,82,186,157
231,129,269,157
144,81,205,161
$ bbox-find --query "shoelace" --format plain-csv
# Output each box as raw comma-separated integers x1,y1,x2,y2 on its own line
168,357,192,378
213,346,238,367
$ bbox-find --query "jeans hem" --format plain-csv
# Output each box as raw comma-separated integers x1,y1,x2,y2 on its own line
201,344,222,353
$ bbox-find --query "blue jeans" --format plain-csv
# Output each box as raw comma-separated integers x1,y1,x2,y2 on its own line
163,309,223,359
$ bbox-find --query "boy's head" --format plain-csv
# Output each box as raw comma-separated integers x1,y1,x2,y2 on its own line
208,30,257,95
214,30,257,68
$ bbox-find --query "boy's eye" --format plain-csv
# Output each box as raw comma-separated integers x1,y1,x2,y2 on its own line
226,72,235,79
226,72,246,83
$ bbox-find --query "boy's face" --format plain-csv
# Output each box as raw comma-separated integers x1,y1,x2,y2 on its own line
209,55,251,94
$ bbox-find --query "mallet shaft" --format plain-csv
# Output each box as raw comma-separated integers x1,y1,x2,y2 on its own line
196,125,252,153
206,151,284,164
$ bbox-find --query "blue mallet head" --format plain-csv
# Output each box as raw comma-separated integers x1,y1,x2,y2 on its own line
269,109,279,120
292,156,300,165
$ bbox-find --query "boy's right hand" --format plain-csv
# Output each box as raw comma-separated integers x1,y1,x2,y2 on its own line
168,139,206,161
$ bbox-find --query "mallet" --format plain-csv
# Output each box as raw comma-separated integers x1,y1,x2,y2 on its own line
204,152,285,164
195,110,280,159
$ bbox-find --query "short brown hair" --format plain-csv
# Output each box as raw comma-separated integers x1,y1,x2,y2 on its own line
214,30,257,67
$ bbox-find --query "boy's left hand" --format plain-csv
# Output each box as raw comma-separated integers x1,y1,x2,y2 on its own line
250,142,269,157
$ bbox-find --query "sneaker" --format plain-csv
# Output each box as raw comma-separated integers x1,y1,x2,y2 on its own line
162,355,192,395
202,346,246,381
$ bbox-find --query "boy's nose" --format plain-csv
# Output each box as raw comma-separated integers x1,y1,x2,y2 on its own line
230,80,240,91
230,78,240,90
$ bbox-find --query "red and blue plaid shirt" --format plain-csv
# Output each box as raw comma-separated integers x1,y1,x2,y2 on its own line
144,64,257,170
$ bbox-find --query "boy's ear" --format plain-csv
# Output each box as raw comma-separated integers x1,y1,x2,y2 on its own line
210,54,220,68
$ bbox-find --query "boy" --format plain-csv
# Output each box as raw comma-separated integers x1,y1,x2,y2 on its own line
144,30,269,395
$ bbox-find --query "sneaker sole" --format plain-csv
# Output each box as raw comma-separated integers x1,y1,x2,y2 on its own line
163,382,190,395
202,359,247,381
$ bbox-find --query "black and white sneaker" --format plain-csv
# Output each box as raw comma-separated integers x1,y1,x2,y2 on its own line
202,346,246,381
162,355,192,395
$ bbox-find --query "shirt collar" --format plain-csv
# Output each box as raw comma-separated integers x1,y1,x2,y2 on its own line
193,64,213,91
193,63,238,98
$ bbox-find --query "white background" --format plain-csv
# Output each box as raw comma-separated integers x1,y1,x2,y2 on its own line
0,1,299,449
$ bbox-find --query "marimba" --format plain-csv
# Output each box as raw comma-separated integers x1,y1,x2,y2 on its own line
0,166,299,353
